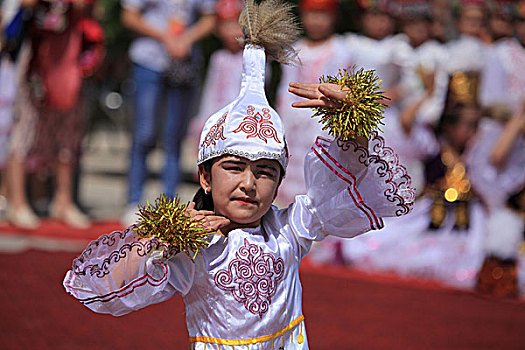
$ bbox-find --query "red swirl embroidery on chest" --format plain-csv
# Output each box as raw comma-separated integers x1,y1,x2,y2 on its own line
214,238,285,317
202,112,228,148
232,105,281,144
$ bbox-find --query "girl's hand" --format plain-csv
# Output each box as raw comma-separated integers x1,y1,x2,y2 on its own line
186,202,230,235
288,82,350,109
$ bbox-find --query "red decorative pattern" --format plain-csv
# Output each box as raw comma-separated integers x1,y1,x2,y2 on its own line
71,264,169,305
334,133,415,216
202,112,228,148
214,238,285,317
233,106,281,144
68,226,174,304
312,142,383,230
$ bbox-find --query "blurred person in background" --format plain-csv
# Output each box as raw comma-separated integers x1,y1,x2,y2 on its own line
480,0,525,115
120,0,215,226
275,0,353,207
3,0,103,229
467,0,525,217
391,0,449,193
445,0,489,73
345,0,406,110
0,0,25,217
395,0,448,126
1,0,40,229
187,0,244,162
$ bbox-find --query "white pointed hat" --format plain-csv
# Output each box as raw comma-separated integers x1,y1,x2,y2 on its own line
198,44,288,170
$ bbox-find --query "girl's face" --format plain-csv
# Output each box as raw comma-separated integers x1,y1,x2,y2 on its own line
361,12,394,40
199,155,281,228
457,5,485,38
489,15,513,40
444,106,480,151
301,10,336,42
402,19,430,48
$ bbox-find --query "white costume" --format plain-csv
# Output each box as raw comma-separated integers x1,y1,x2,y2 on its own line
445,34,488,74
397,35,448,125
465,118,525,211
393,34,449,194
480,37,525,114
344,33,410,96
63,44,415,349
276,35,353,205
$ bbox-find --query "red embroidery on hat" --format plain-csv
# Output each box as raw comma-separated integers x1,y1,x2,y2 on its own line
202,112,228,148
233,106,281,144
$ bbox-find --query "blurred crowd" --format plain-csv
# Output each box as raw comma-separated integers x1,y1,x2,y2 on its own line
1,0,524,296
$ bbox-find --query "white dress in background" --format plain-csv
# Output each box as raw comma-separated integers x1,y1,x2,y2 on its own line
465,117,525,211
64,134,414,349
396,35,448,125
275,35,353,205
445,34,488,74
480,37,525,114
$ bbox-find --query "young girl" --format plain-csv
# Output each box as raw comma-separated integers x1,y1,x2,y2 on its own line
63,1,414,348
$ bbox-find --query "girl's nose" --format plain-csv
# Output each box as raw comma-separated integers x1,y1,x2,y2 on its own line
240,170,256,192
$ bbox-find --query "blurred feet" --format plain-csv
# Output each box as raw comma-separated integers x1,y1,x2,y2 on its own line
49,201,91,229
6,204,41,230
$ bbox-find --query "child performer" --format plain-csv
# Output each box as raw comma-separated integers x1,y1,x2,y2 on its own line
63,1,414,348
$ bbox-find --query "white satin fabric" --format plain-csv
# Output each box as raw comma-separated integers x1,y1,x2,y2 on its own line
64,135,414,349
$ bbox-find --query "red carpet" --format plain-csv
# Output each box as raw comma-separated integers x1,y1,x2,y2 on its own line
0,248,524,349
0,219,124,241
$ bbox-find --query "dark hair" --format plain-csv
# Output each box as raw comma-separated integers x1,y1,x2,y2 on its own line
507,187,525,212
191,158,285,211
436,103,480,136
436,109,461,136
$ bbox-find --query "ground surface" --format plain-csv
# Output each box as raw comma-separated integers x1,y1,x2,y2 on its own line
0,225,524,350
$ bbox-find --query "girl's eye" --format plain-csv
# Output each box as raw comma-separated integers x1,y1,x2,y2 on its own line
258,170,275,178
224,166,242,172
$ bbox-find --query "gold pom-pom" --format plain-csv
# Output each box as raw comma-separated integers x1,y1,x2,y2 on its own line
133,194,210,259
314,66,389,140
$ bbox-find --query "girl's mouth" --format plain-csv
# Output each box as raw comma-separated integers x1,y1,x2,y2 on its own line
234,198,257,205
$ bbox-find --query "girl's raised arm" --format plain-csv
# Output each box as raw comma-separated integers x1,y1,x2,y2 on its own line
283,72,415,258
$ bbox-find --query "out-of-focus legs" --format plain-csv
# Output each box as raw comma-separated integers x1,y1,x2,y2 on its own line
5,155,40,229
49,156,90,229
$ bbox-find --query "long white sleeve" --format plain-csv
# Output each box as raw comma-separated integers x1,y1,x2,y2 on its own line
282,134,416,259
63,226,196,316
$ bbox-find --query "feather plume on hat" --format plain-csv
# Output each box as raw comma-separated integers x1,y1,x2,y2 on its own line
238,0,301,65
